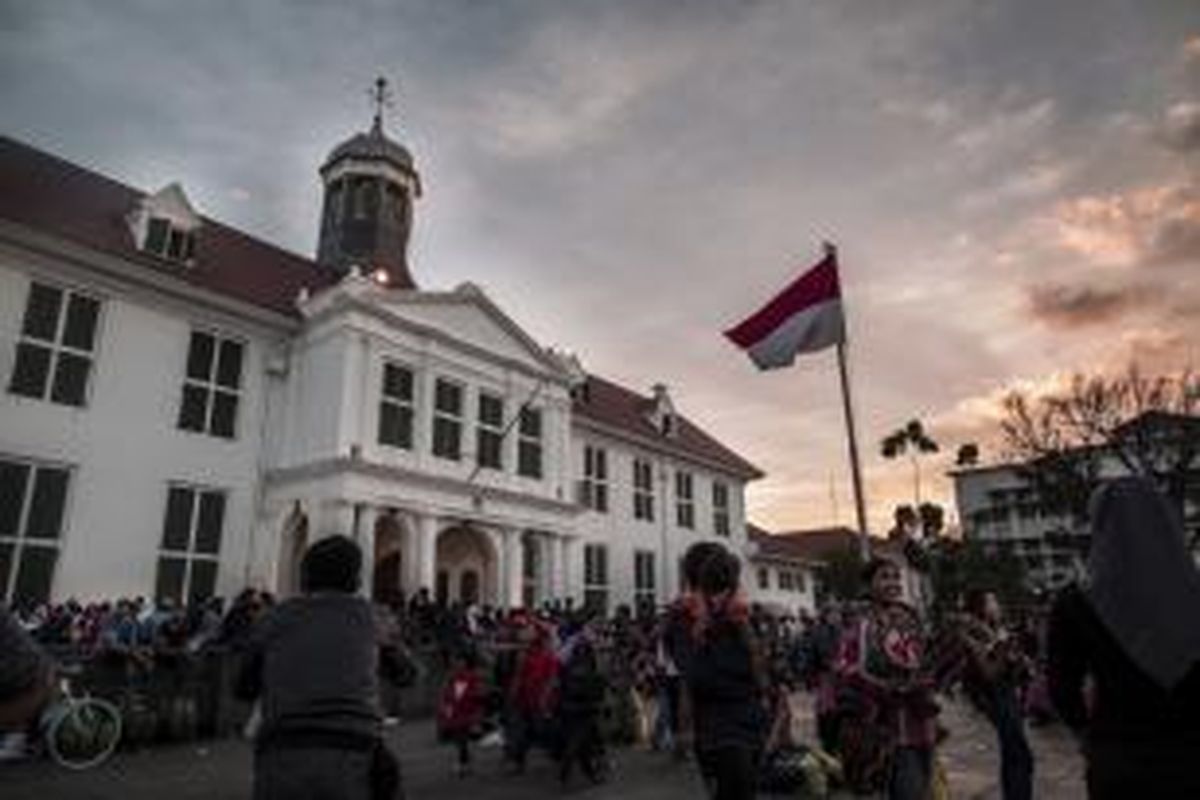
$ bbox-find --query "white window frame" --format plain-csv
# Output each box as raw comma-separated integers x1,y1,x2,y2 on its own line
143,216,196,262
582,445,608,512
634,550,656,610
517,406,543,479
0,456,71,605
476,391,505,470
157,483,226,605
675,470,695,529
432,377,465,461
178,329,245,440
757,567,769,591
378,361,416,450
633,458,655,522
713,481,731,537
8,280,102,408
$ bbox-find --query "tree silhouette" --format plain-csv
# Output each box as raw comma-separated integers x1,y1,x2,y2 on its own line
955,442,980,467
881,418,940,505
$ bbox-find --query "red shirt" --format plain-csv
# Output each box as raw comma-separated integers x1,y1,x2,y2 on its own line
438,667,485,733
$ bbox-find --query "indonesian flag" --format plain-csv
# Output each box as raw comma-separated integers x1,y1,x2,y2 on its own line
723,249,846,370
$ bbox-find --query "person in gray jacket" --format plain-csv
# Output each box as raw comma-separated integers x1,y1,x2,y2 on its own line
237,536,416,800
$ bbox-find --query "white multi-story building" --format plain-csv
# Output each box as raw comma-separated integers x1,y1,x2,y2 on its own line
0,115,764,614
951,428,1200,592
950,465,1084,592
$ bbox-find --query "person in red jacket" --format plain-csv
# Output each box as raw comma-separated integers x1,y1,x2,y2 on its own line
437,650,485,777
505,626,559,773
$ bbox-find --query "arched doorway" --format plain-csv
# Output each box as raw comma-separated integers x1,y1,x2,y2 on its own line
435,525,498,607
372,511,405,605
277,504,308,597
460,570,480,605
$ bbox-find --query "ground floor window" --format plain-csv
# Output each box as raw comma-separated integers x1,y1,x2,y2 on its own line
156,484,225,605
0,457,70,605
584,544,608,615
634,550,656,611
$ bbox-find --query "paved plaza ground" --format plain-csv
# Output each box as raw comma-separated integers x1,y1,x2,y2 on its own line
2,699,1085,799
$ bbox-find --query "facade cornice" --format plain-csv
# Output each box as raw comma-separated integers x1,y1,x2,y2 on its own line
264,456,583,517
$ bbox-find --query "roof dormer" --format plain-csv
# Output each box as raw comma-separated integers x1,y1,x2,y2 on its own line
649,383,678,438
127,183,201,265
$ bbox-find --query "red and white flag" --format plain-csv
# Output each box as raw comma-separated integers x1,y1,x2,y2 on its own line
724,249,845,370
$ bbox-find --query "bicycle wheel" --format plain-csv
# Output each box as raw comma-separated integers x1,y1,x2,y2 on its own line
47,697,123,770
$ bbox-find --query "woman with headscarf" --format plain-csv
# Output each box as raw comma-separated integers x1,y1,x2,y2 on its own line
1047,477,1200,799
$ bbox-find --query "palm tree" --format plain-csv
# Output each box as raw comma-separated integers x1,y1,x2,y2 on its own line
881,418,940,505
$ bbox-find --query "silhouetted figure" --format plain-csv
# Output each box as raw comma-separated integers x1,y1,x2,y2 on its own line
1047,478,1200,799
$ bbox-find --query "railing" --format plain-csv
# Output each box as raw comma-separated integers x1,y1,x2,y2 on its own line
42,642,448,748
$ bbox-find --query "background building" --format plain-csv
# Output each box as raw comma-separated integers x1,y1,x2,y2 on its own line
951,414,1200,593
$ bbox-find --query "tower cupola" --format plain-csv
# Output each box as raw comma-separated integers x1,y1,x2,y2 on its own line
316,77,422,288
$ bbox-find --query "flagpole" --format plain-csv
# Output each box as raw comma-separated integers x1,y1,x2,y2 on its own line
825,242,870,560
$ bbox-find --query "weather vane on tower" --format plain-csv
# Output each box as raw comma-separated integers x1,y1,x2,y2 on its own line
368,75,394,131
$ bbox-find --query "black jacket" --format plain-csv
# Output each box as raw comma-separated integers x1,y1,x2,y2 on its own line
1047,584,1200,745
678,616,767,752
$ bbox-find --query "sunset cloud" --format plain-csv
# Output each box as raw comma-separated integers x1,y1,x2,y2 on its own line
1053,181,1200,268
1157,101,1200,153
1026,282,1159,328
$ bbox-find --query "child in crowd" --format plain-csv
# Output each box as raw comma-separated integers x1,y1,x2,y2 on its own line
437,649,486,777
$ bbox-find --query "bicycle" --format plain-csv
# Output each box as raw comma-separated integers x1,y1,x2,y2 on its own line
38,667,123,770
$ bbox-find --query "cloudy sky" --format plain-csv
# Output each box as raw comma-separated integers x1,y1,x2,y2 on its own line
2,0,1198,533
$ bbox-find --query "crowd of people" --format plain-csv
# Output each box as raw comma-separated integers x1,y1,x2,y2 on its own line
3,475,1200,800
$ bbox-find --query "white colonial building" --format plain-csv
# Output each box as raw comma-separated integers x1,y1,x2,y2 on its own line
0,112,765,614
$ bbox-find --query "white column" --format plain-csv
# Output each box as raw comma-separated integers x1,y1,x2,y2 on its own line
501,527,524,610
357,505,383,598
549,534,566,601
414,512,439,594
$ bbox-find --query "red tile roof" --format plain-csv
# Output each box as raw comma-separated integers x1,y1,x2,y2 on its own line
0,135,338,318
574,375,763,480
749,525,902,562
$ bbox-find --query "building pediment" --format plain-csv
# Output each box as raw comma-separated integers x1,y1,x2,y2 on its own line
299,273,570,383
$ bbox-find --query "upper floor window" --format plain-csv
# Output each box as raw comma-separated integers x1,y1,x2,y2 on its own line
378,362,415,450
432,379,464,461
0,457,70,606
477,392,505,471
633,458,655,522
518,407,543,479
581,445,608,512
8,282,100,407
178,331,243,439
144,217,196,262
156,484,224,605
675,471,695,529
713,481,731,537
779,570,794,591
757,567,769,591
